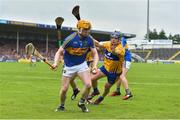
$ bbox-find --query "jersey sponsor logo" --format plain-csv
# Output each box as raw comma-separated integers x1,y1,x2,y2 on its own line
104,50,119,61
72,41,78,45
66,47,89,56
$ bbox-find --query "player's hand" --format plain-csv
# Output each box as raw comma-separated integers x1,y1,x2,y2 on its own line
91,66,98,74
51,63,58,71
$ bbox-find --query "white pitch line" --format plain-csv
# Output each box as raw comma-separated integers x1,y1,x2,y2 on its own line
129,82,180,86
0,74,58,80
0,74,180,86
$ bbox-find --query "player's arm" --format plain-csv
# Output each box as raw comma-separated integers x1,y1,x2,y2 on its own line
53,33,74,69
90,47,99,73
93,39,107,48
89,35,105,48
53,46,64,68
89,37,99,73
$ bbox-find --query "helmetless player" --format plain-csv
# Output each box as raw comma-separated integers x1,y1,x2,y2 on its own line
52,20,99,112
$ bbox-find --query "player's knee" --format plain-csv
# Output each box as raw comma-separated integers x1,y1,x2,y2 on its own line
120,75,125,80
85,82,92,89
91,76,96,81
104,86,110,93
61,86,68,94
105,83,111,89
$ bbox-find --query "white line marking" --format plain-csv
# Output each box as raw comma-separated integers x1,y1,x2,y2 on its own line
0,74,180,86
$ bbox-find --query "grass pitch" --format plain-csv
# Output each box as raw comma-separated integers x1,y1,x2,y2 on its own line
0,62,180,119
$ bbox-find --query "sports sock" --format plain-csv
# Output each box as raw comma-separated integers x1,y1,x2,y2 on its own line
125,89,131,95
93,88,99,93
60,103,64,107
98,96,104,100
79,98,85,103
73,88,79,93
116,87,120,93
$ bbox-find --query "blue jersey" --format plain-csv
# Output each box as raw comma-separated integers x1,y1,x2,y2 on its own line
62,32,95,67
121,37,131,62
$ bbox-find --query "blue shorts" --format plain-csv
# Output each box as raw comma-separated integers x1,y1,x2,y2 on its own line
99,66,121,85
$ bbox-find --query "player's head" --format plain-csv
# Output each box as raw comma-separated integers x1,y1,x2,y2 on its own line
77,20,91,37
111,31,121,39
110,31,121,45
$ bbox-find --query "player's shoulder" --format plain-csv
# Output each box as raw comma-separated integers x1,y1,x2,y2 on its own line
62,32,77,48
86,35,94,43
88,35,93,40
64,32,77,44
118,42,123,47
64,32,77,41
121,37,127,45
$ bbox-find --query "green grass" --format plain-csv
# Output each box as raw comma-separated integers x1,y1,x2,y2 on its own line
0,62,180,119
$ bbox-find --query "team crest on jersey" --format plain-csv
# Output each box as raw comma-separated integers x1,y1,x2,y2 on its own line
83,41,88,47
73,41,78,45
79,41,83,47
107,53,111,56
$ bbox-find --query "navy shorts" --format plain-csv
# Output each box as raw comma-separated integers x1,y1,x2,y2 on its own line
99,66,121,84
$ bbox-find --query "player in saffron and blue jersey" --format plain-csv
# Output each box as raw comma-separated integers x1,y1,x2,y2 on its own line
109,36,133,100
87,31,125,104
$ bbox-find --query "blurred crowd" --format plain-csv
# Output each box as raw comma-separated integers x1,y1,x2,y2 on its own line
0,39,104,62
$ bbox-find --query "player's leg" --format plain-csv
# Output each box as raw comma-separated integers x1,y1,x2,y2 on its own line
77,69,91,112
87,69,105,100
109,61,130,96
55,64,77,111
55,75,74,111
70,76,80,100
120,61,133,100
70,61,93,100
109,78,122,96
120,68,133,100
94,82,113,105
94,75,117,105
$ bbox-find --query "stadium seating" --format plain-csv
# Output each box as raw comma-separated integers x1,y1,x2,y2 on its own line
1,38,180,62
131,48,180,60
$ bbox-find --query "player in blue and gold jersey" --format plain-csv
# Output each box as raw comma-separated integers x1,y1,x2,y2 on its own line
52,20,99,112
70,50,94,100
87,31,125,104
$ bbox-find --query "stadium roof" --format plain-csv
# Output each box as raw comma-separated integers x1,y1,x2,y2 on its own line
0,19,136,41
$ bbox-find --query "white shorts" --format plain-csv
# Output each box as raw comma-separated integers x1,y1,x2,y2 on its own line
124,61,131,69
62,61,89,77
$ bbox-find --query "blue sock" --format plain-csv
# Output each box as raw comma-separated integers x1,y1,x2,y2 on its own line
99,96,104,100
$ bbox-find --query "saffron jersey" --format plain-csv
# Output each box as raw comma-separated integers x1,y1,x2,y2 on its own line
101,41,125,74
